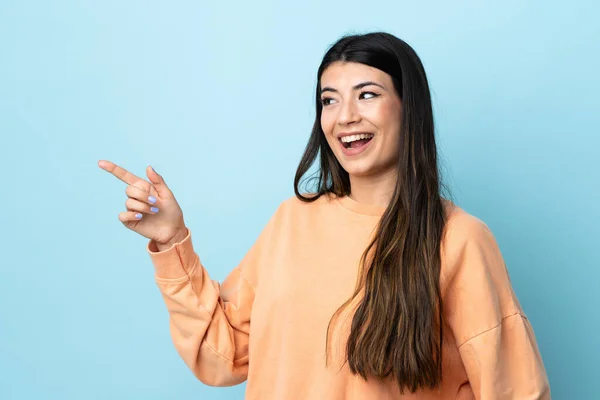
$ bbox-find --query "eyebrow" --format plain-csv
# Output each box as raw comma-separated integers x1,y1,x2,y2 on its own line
320,81,385,95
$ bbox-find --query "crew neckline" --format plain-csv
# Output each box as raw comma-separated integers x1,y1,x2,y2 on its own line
333,194,387,216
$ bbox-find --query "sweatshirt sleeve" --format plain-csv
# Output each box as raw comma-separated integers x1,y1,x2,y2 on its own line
442,213,551,399
147,213,276,387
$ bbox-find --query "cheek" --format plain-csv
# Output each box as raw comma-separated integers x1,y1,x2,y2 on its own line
378,103,402,140
320,112,333,134
379,103,399,124
320,113,337,149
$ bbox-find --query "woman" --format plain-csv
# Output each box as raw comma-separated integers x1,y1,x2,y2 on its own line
99,32,550,399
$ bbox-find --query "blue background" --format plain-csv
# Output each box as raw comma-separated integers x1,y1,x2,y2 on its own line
1,1,598,399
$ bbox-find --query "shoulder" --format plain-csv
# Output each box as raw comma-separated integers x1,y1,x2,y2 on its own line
264,193,344,235
275,192,336,216
440,201,509,292
440,201,522,311
439,203,526,342
443,199,490,238
441,200,497,262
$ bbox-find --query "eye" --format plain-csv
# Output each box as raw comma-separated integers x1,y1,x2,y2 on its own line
321,97,337,106
359,91,379,100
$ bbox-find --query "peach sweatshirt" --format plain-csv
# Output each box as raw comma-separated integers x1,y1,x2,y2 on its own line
147,194,550,399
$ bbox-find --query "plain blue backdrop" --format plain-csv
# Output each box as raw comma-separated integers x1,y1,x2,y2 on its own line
1,0,598,399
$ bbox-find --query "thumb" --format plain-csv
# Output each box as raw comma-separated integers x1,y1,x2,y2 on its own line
146,165,171,197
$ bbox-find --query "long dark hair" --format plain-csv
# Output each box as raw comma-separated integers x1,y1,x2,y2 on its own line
294,32,449,393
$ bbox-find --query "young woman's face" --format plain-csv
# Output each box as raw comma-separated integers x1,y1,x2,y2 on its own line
320,61,402,179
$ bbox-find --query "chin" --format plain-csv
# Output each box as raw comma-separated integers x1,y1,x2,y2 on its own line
340,161,377,177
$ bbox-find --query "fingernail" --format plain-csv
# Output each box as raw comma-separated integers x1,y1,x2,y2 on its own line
150,207,159,213
152,167,157,173
135,213,143,220
148,196,156,204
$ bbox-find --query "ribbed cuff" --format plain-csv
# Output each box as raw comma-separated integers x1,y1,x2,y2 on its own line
147,228,199,279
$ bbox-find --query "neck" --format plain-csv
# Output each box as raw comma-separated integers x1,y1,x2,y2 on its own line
348,168,397,209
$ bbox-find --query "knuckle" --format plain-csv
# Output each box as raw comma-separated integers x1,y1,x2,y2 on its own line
125,185,134,196
135,179,150,191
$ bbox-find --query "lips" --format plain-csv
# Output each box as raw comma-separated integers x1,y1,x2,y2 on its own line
339,133,374,149
336,131,374,140
336,132,374,156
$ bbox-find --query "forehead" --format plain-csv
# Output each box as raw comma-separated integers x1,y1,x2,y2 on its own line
320,61,391,87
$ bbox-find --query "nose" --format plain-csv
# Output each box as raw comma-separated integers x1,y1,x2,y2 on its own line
337,99,361,126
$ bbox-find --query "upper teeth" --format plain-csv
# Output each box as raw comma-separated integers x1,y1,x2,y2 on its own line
341,133,374,143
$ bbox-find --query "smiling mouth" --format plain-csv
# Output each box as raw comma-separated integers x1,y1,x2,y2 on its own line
340,133,374,149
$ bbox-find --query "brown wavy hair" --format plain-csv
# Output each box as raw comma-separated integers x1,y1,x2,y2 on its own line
294,32,450,393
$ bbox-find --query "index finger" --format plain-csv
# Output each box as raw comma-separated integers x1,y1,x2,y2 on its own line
98,160,143,186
